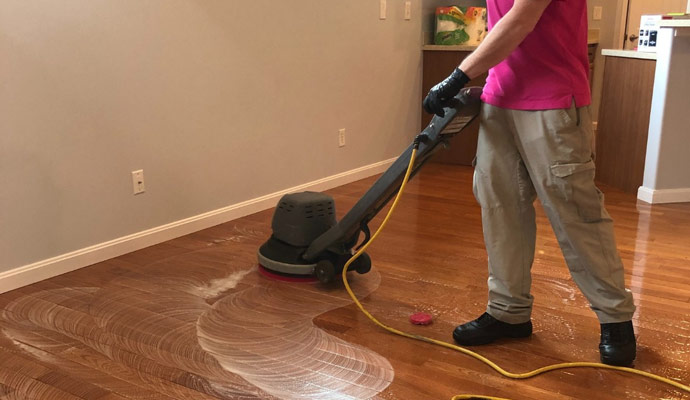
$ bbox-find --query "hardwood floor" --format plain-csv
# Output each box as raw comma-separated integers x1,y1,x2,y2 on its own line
1,164,689,400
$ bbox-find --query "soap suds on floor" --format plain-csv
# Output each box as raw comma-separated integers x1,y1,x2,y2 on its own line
194,267,256,299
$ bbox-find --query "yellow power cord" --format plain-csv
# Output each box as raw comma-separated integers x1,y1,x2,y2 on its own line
340,146,690,399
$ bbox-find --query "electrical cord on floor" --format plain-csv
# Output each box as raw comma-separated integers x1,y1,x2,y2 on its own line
340,144,690,400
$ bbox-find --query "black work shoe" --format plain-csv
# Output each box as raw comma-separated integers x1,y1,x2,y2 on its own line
452,312,532,346
599,321,636,366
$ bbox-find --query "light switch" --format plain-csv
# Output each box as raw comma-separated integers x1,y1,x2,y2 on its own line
593,6,603,21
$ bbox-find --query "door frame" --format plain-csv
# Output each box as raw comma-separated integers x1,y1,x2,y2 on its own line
614,0,631,49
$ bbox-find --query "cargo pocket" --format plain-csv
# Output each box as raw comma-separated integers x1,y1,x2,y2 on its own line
549,159,604,222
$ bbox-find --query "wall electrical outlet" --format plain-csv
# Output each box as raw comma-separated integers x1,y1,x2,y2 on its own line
379,0,386,20
132,169,145,195
593,6,602,21
404,1,412,20
338,129,346,147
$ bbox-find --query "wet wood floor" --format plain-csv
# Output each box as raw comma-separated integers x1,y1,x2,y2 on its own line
1,164,689,400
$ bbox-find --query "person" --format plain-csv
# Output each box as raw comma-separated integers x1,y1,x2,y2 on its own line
423,0,636,367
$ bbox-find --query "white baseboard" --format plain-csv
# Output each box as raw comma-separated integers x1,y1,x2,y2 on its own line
637,186,690,204
0,158,396,294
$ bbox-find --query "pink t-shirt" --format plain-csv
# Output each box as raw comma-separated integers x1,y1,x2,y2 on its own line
481,0,591,110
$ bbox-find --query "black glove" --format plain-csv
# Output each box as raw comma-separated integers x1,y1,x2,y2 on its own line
423,68,470,117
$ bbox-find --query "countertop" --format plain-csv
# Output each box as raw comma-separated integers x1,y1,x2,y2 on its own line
423,29,600,51
422,44,478,51
601,49,658,60
658,19,690,28
601,21,689,60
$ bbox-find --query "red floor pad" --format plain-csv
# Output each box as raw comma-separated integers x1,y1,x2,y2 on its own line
409,312,433,325
258,264,318,283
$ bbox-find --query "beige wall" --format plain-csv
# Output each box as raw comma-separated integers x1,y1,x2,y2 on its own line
0,0,424,273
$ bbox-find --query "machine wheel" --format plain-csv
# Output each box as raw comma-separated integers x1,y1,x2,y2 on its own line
353,252,371,275
315,260,336,284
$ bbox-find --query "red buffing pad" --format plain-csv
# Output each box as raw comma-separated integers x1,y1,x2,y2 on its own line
409,312,433,325
258,264,318,283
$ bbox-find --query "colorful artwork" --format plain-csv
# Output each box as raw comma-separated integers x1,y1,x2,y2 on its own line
435,6,487,46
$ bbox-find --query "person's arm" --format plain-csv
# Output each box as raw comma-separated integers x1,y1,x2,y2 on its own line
460,0,552,79
423,0,552,116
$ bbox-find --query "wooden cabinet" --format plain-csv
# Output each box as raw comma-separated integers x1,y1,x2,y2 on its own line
595,55,656,194
422,49,487,165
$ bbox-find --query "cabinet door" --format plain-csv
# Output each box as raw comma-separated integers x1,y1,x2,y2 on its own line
422,51,487,165
595,56,655,193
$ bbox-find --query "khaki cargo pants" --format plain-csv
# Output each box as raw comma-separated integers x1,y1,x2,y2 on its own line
473,102,635,324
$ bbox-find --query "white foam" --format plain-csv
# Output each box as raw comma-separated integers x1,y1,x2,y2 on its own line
195,267,256,299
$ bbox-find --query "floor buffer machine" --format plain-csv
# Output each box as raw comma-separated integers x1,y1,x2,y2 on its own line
258,87,482,283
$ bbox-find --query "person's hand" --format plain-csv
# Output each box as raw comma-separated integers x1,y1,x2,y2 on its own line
423,68,470,117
